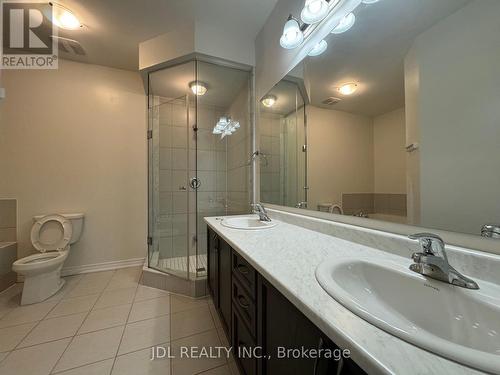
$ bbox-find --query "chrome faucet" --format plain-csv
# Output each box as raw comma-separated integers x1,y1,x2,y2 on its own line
481,224,500,239
252,203,271,222
295,201,308,209
408,233,479,290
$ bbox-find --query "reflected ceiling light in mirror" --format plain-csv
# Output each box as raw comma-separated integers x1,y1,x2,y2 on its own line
337,83,358,95
50,2,82,30
261,94,277,108
308,39,328,56
189,81,208,96
213,116,240,139
301,0,329,24
331,12,356,34
280,18,304,49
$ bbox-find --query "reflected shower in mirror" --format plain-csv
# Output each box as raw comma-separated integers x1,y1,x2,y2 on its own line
259,0,500,237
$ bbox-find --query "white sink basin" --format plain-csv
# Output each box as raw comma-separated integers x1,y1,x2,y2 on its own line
316,256,500,373
220,216,278,230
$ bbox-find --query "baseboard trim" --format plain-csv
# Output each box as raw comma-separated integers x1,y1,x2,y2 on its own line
61,257,146,277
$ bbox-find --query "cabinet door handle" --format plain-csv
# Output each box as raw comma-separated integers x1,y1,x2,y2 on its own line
236,264,249,275
237,294,250,309
313,337,324,375
212,233,218,241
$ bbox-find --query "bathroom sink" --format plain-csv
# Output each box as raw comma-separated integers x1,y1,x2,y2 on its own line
220,216,278,230
316,256,500,373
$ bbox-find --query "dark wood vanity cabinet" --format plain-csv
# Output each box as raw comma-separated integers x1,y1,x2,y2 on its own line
207,227,366,375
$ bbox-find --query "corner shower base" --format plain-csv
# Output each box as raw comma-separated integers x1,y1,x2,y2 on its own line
140,261,207,298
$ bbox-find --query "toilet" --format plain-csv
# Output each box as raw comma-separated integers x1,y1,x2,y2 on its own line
13,213,84,305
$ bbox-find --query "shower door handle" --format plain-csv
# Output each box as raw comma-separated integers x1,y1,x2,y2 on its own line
190,177,201,190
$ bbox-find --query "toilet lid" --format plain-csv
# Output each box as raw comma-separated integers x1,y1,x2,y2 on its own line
31,214,73,253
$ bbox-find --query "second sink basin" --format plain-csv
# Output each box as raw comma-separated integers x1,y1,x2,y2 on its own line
316,256,500,373
220,215,278,230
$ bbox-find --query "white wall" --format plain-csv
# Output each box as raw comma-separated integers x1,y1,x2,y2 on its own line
373,108,406,194
408,0,500,235
307,105,373,211
0,60,147,269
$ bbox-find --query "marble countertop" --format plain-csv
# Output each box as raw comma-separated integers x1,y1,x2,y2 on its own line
205,215,486,375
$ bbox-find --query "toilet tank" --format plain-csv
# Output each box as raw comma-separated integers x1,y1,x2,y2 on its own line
33,213,84,245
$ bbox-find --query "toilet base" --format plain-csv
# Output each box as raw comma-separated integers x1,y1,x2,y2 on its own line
21,268,66,305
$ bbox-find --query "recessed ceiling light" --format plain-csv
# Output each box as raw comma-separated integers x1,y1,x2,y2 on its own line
337,83,358,96
261,95,277,108
189,81,208,96
301,0,329,24
50,2,82,30
308,39,328,56
280,18,304,49
331,12,356,34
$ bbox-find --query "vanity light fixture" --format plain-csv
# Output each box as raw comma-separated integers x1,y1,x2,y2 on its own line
301,0,329,24
261,94,277,108
331,12,356,34
337,82,358,95
50,2,82,30
308,39,328,56
280,17,304,49
189,81,208,96
213,116,240,139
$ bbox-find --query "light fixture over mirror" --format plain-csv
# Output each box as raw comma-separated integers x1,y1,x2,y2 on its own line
331,12,356,34
308,39,328,56
189,81,208,96
301,0,329,24
261,94,277,108
50,2,82,30
280,18,304,49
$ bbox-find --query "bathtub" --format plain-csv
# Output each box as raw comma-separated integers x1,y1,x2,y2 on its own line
0,242,17,292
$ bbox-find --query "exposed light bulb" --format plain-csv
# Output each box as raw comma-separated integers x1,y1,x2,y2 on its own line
189,81,208,96
337,83,358,96
331,12,356,34
300,0,329,24
308,39,327,57
261,95,277,108
51,3,81,30
280,18,304,49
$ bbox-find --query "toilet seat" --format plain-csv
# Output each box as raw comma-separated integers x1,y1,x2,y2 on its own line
31,214,73,253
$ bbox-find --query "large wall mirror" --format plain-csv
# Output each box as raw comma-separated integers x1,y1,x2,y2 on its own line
258,0,500,238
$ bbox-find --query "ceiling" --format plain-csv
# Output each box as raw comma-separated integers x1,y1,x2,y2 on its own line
302,0,471,117
56,0,278,71
150,61,250,109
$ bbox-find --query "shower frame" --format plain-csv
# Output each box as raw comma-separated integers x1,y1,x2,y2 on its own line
144,54,255,282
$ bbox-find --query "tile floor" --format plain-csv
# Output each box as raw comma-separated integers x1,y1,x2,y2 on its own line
0,267,240,375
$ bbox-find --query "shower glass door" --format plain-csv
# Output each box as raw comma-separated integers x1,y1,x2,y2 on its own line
148,61,196,279
147,59,252,280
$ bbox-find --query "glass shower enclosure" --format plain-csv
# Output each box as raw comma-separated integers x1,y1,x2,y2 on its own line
147,60,252,281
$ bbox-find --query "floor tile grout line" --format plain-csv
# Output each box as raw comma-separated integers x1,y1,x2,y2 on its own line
50,357,114,375
48,269,118,374
1,275,87,358
109,273,142,375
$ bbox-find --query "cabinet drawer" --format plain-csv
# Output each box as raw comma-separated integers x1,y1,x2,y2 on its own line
232,251,256,297
232,308,258,375
232,277,256,336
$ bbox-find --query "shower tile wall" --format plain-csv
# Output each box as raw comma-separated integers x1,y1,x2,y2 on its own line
260,113,283,204
157,99,227,262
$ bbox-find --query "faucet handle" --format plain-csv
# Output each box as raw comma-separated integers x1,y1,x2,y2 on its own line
408,233,446,256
